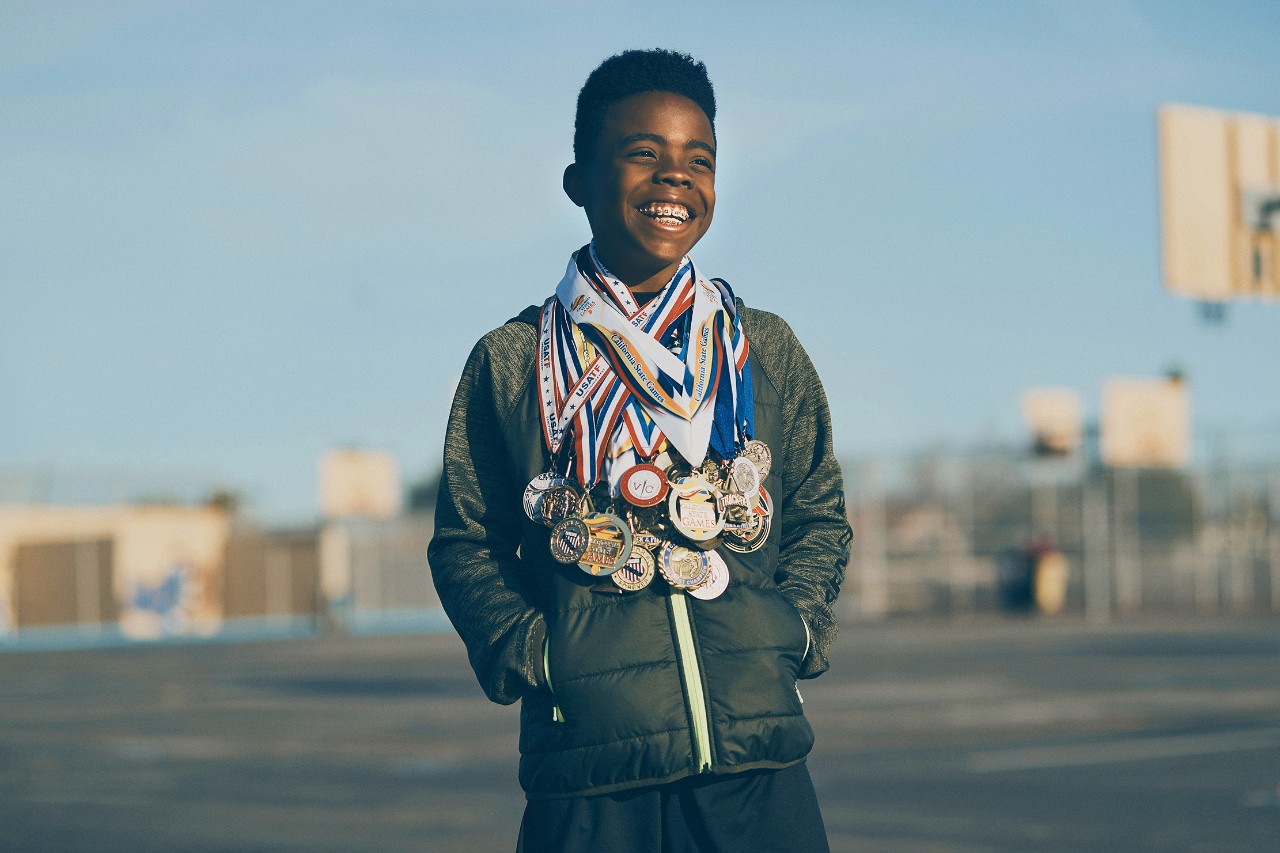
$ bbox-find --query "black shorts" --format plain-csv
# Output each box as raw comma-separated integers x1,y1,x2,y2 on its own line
517,762,830,853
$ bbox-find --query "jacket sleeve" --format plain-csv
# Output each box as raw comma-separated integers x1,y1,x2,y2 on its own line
770,319,852,680
428,331,547,705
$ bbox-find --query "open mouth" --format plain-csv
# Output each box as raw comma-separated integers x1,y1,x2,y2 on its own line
637,202,692,225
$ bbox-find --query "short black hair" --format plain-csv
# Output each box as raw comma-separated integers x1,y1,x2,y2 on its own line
573,49,716,164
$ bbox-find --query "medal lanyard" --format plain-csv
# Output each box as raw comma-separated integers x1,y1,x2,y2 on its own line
538,247,754,484
538,272,691,457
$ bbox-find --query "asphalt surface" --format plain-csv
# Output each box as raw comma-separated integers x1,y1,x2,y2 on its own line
2,615,1279,852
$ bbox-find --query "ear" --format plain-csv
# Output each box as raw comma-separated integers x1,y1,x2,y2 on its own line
563,163,586,208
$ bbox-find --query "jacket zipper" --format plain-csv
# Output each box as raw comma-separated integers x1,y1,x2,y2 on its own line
669,590,713,773
543,636,564,723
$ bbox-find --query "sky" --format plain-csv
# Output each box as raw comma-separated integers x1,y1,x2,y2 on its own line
3,0,1280,522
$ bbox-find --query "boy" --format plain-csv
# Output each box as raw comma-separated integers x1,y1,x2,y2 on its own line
429,49,851,852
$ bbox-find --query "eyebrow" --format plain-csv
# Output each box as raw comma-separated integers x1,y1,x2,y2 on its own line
618,132,716,157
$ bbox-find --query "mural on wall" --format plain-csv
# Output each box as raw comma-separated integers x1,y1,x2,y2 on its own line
121,560,198,639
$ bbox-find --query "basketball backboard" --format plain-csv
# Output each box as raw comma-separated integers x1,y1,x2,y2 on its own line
318,449,402,519
1021,387,1083,455
1158,104,1280,302
1100,377,1190,469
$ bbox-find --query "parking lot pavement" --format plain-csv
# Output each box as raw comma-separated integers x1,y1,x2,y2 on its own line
2,615,1278,852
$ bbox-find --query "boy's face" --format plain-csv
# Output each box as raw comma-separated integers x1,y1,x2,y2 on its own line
565,91,716,291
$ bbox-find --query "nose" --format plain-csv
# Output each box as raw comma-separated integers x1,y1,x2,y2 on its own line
653,155,693,189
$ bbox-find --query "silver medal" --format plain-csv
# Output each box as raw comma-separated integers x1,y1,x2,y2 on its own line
689,551,729,600
741,440,772,480
523,472,566,522
728,456,761,496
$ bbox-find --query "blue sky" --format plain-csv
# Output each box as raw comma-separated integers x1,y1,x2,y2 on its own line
3,1,1279,520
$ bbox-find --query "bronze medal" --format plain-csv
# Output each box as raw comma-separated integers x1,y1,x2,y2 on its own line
549,517,590,564
539,483,582,527
613,546,655,591
619,463,668,508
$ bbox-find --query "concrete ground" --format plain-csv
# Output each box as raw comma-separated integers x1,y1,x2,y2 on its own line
2,615,1278,852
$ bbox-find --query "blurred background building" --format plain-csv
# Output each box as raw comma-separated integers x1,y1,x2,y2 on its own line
3,6,1279,649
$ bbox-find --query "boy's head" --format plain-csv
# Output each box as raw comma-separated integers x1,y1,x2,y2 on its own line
565,50,719,292
572,49,716,166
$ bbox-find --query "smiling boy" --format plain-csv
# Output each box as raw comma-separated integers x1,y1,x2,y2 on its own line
429,49,851,852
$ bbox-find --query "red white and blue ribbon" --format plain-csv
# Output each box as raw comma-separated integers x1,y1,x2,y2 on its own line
537,245,753,489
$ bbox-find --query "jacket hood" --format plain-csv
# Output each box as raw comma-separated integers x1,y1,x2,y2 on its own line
509,304,542,328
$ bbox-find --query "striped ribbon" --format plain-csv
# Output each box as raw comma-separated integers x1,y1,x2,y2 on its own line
537,245,753,488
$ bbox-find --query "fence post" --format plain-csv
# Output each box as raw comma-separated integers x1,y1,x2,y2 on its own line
1083,474,1111,623
1270,473,1280,613
1112,467,1141,613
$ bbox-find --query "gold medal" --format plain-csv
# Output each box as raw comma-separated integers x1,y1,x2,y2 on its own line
577,512,632,576
549,517,590,564
667,475,725,543
658,541,710,589
613,546,655,591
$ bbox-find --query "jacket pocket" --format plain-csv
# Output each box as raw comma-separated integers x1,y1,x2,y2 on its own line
779,593,811,663
543,634,564,723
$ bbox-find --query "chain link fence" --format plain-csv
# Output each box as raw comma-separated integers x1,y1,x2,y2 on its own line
844,445,1280,620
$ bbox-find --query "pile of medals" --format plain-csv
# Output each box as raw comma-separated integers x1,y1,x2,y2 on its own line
523,440,774,600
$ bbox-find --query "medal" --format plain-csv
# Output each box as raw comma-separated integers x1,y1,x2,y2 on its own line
689,551,729,600
721,491,751,527
728,456,761,496
577,512,632,576
667,476,725,543
629,525,664,552
523,472,566,522
741,440,772,480
613,546,655,591
724,487,772,554
658,541,710,589
549,517,590,564
539,483,582,527
619,462,668,508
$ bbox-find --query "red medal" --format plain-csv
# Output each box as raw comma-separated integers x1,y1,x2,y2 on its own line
619,463,669,508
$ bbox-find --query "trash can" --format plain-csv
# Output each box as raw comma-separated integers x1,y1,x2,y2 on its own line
996,546,1035,612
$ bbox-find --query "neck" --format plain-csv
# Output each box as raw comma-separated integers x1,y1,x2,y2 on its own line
590,244,684,294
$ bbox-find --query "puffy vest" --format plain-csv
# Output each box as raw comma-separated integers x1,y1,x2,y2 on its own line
499,307,816,799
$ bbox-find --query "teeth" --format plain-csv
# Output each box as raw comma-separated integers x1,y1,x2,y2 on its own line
640,203,690,222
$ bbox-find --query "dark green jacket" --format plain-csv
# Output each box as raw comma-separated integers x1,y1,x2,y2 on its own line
428,302,851,799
